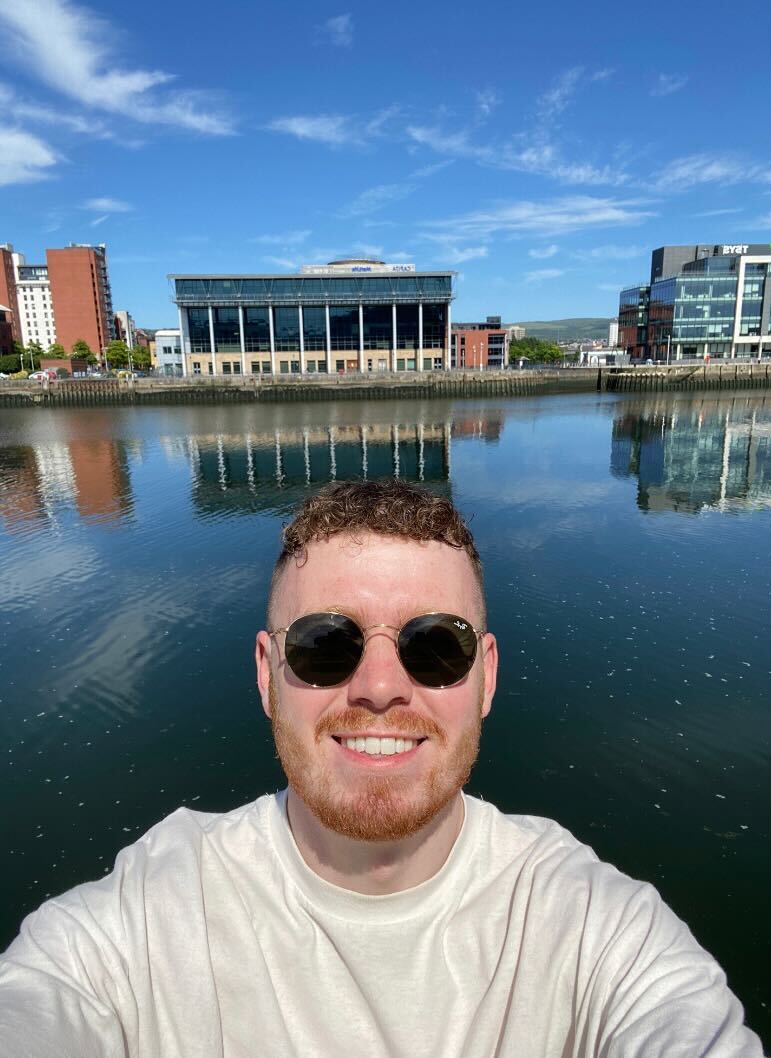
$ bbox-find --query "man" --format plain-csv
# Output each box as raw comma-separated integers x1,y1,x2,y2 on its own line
0,480,763,1057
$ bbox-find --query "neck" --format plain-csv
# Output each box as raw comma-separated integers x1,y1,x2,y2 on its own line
285,788,465,895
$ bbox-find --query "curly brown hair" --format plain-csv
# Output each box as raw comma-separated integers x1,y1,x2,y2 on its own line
269,480,484,619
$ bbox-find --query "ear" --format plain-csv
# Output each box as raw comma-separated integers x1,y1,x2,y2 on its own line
255,630,274,719
480,632,498,719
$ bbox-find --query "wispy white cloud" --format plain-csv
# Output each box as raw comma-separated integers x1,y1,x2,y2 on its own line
320,13,353,47
476,88,500,119
693,207,743,217
364,106,399,137
0,82,112,137
0,127,58,186
351,241,384,257
537,67,583,121
651,73,688,97
0,0,234,134
590,68,614,82
753,211,771,228
653,153,771,191
89,214,108,227
405,125,628,186
262,255,298,270
252,229,311,246
442,245,488,264
576,243,647,260
339,182,417,217
409,159,453,179
525,268,565,283
267,114,355,145
422,196,655,241
82,196,132,212
529,244,559,259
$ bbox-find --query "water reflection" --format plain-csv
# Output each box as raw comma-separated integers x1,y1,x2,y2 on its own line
0,439,133,530
612,396,771,513
186,422,453,517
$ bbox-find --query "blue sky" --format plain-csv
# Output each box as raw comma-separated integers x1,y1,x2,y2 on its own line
1,0,770,328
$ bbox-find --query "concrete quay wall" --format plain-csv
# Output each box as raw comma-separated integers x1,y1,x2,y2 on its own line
0,363,769,408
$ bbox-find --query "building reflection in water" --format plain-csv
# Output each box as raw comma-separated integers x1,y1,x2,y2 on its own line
0,439,132,531
189,421,453,517
611,397,771,512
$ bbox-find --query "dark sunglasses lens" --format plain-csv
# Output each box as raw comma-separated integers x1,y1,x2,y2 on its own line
398,613,478,688
284,613,364,687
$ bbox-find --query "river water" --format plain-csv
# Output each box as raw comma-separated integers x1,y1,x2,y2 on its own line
1,391,769,1046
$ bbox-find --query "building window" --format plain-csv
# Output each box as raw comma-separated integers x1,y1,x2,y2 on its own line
222,362,232,374
193,361,201,375
232,362,241,374
251,361,259,374
336,359,344,372
280,361,289,374
208,362,213,374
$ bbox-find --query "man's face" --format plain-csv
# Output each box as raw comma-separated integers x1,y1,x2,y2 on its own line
256,533,497,842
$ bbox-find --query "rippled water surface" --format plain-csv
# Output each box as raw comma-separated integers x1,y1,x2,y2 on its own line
1,392,769,1045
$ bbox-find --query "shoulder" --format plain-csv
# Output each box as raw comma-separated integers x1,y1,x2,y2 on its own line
7,794,279,953
463,794,660,918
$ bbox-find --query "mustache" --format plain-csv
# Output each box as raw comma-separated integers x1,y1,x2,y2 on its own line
315,707,446,744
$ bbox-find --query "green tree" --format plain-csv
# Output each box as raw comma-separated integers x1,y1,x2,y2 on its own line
0,354,21,373
71,339,92,358
47,342,67,358
105,339,130,368
132,347,151,370
26,341,43,371
509,337,563,364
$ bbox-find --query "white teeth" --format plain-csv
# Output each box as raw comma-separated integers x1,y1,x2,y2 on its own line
341,736,418,756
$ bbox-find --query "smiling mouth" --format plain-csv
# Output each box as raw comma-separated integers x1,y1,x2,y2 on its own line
331,735,427,757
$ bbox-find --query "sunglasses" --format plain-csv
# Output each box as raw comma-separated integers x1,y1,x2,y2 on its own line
268,611,485,689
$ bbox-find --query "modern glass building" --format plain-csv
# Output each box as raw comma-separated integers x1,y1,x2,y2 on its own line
619,244,771,361
169,260,455,377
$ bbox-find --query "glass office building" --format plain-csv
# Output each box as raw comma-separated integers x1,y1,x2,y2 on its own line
618,244,771,361
169,260,455,377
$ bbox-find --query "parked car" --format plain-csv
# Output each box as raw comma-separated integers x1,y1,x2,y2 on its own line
0,372,9,379
28,369,57,381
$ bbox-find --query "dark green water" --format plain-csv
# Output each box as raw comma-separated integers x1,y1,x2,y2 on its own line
1,391,769,1046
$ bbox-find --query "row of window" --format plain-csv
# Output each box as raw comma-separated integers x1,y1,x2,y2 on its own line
175,276,453,302
185,303,448,352
189,356,445,376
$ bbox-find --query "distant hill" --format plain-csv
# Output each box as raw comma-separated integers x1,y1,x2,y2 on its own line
513,318,612,342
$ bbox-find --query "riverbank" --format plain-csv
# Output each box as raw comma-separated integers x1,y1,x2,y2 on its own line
1,362,770,407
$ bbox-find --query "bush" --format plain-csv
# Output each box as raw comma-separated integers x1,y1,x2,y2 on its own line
0,354,22,373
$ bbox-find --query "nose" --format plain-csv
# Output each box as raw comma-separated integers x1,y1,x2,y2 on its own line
346,627,413,712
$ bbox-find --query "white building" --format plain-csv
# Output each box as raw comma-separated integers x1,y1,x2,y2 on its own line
12,252,56,350
154,328,183,376
608,317,619,349
114,310,136,349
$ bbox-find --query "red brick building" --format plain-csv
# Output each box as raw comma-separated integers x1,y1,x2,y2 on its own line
451,316,508,369
0,304,14,357
47,244,114,356
0,245,20,343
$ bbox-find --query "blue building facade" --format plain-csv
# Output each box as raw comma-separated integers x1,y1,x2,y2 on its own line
619,244,771,361
169,260,455,377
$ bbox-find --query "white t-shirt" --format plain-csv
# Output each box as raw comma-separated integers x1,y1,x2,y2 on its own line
0,791,762,1058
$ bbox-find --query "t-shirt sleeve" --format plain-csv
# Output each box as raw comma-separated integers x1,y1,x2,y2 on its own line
0,893,131,1058
578,872,763,1058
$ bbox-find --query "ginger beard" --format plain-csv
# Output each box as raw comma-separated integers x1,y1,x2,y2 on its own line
269,676,483,842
